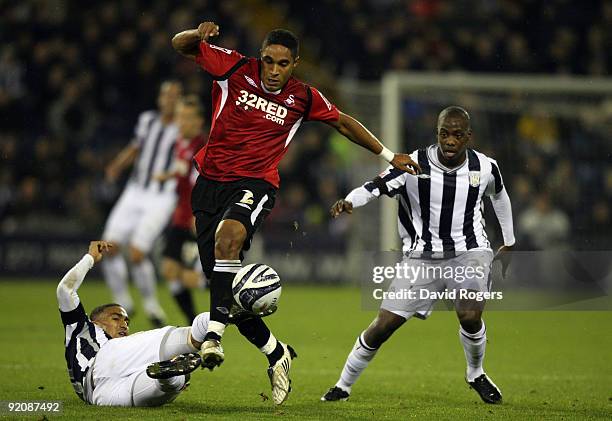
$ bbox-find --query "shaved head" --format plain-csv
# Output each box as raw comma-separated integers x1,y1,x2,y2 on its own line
438,106,471,130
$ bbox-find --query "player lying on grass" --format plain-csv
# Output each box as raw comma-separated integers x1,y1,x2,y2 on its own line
322,106,515,404
56,241,294,406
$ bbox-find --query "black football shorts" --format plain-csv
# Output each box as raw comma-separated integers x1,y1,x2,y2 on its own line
191,175,276,277
163,225,197,264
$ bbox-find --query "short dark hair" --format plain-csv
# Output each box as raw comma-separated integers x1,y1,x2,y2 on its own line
262,29,299,59
90,303,123,321
438,106,471,129
179,94,205,116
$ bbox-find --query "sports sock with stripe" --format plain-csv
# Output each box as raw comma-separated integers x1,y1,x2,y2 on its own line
459,320,486,382
236,317,283,365
336,332,379,392
205,259,241,341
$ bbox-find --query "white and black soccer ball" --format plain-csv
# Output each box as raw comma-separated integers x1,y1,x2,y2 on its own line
232,264,281,316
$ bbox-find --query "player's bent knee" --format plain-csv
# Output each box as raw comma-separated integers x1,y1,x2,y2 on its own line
457,312,483,333
365,310,405,347
162,259,181,280
104,243,120,256
129,246,145,264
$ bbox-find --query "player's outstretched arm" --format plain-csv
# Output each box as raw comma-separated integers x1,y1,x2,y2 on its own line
327,112,421,175
105,144,139,183
331,180,391,218
56,241,114,312
172,21,220,60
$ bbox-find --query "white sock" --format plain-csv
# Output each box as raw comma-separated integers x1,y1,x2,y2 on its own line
132,258,165,320
459,321,486,382
207,321,226,338
336,332,379,392
159,327,198,360
101,254,133,313
260,333,278,355
191,312,211,343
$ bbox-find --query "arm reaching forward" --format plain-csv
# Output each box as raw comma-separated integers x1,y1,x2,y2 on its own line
330,166,410,217
326,112,421,175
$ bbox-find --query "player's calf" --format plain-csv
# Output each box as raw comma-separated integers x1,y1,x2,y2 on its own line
363,309,406,348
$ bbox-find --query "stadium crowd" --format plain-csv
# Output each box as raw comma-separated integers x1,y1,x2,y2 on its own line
1,0,611,252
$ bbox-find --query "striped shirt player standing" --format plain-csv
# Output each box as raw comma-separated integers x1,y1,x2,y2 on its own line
171,22,420,405
57,241,212,407
322,106,515,404
155,95,207,324
101,81,182,327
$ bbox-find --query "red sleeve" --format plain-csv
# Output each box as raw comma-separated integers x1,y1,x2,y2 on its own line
195,42,245,79
306,87,340,122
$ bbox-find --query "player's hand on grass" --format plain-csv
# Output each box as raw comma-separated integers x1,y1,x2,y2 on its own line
390,153,421,175
88,241,114,264
330,199,353,218
198,22,220,41
494,245,513,277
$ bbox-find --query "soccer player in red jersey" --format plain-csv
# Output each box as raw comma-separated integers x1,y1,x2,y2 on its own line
172,22,421,404
155,95,207,324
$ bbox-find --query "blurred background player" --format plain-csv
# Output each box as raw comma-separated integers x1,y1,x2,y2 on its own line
322,107,514,404
171,22,421,388
57,240,207,407
101,80,182,327
155,95,207,324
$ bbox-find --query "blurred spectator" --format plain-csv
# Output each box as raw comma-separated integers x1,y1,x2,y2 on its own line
47,81,98,143
518,193,570,250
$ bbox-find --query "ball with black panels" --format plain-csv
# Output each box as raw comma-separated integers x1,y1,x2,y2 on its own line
232,263,281,316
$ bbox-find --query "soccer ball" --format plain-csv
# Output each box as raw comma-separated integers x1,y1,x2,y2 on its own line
232,263,281,316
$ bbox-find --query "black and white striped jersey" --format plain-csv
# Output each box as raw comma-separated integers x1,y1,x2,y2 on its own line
129,110,179,193
60,303,109,401
346,145,515,254
57,254,110,401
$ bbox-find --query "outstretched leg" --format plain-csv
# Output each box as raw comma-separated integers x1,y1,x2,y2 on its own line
199,219,245,369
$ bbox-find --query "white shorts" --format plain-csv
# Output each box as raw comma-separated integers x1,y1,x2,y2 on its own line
102,184,177,253
88,326,196,407
381,249,494,320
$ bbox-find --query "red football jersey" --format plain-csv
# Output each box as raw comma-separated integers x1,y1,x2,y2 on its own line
193,41,340,188
172,134,206,229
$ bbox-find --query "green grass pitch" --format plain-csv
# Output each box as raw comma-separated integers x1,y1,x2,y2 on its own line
0,279,610,420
